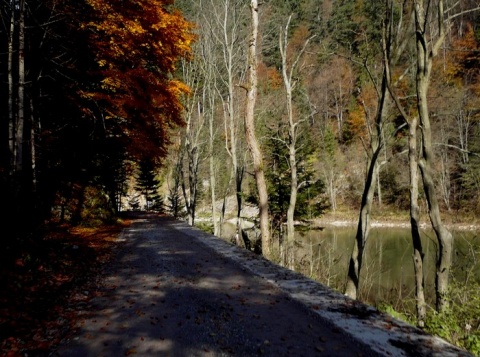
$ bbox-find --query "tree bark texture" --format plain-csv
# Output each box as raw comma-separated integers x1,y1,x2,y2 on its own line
245,0,271,256
16,0,26,174
408,116,426,327
345,70,388,300
8,2,15,174
280,16,298,247
414,0,453,312
209,100,218,236
344,156,377,299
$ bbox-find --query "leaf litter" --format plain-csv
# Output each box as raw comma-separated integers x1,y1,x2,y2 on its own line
0,219,131,356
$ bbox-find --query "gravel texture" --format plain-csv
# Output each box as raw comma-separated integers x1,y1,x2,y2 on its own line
51,214,472,357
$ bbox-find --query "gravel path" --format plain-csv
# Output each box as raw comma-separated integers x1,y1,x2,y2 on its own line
51,214,377,357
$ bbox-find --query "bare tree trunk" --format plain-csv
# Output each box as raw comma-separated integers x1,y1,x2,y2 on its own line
203,34,219,235
286,140,297,242
209,104,218,235
15,0,26,174
235,166,244,231
382,0,428,324
221,96,245,240
245,0,270,256
180,124,200,227
414,0,453,312
279,15,314,266
281,16,298,263
179,55,205,226
376,163,382,207
30,98,37,194
210,0,247,238
344,146,381,299
408,116,426,327
183,128,201,226
168,144,184,219
345,70,387,300
228,75,244,234
8,2,15,175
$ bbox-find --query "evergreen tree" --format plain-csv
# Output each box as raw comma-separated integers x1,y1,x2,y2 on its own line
265,124,327,230
327,0,358,51
135,159,163,212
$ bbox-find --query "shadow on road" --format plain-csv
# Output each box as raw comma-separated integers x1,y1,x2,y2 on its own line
50,214,379,356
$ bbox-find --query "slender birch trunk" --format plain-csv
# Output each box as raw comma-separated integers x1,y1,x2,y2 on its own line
208,95,218,235
210,0,247,237
279,15,314,265
245,0,270,256
382,0,427,324
344,145,381,299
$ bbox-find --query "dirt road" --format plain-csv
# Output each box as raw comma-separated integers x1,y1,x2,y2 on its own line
51,214,378,357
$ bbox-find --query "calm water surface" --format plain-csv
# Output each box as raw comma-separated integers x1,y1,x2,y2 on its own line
220,221,479,306
295,225,480,305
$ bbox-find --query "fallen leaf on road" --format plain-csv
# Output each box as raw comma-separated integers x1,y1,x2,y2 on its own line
125,348,137,355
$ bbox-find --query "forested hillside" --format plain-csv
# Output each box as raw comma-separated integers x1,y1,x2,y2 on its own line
170,0,480,230
169,0,480,352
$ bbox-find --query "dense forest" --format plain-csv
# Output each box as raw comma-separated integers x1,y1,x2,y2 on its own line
0,0,195,230
2,0,480,354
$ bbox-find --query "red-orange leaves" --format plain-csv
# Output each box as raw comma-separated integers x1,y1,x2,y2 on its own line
76,0,195,159
444,24,480,83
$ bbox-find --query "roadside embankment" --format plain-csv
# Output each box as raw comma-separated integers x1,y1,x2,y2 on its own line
179,220,474,357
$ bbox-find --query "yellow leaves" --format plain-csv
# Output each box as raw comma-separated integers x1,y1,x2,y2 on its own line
151,22,166,31
175,36,194,56
85,0,104,10
110,41,125,58
79,90,96,100
347,105,367,139
151,10,195,56
125,20,145,35
101,77,122,91
346,84,378,141
169,79,191,97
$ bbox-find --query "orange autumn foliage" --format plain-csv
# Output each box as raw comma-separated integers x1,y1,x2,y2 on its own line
346,83,377,142
75,0,195,160
443,24,480,86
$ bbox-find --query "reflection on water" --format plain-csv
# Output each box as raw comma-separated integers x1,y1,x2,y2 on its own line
293,226,479,306
219,221,479,307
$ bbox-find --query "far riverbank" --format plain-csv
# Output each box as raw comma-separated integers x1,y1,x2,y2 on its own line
313,210,480,231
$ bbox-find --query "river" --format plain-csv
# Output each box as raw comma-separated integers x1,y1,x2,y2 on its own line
218,220,479,308
293,225,480,307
